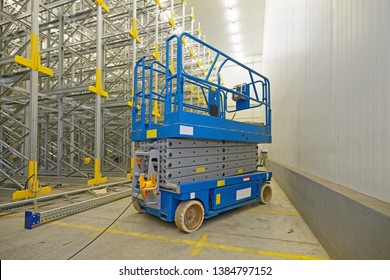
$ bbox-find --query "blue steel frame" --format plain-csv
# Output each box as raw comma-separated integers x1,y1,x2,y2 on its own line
132,32,271,144
135,171,272,223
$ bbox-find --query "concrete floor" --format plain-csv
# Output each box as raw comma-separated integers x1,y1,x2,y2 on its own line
0,179,330,260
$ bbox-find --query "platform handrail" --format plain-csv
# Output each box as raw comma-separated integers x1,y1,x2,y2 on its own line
166,32,271,128
132,33,271,139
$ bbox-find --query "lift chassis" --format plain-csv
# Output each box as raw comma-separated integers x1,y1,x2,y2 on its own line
132,139,272,232
131,33,272,232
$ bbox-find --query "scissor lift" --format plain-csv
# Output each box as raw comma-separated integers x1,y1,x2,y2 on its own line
131,33,272,233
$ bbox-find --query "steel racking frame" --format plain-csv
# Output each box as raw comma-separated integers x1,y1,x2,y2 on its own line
0,0,210,200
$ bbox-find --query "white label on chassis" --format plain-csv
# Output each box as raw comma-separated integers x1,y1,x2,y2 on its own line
236,188,251,200
190,192,195,199
179,125,194,136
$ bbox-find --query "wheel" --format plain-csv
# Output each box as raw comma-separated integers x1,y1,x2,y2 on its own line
175,200,204,233
133,199,144,213
260,184,272,204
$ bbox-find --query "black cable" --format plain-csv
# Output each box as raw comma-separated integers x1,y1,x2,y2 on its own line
24,174,35,190
67,193,140,260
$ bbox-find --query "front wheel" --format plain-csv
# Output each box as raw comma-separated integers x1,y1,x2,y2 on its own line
260,184,272,204
175,200,204,233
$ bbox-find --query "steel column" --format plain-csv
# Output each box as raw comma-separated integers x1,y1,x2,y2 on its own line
130,0,137,178
12,0,51,200
88,5,107,186
44,114,49,170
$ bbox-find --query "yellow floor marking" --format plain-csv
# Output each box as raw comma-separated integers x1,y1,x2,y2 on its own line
251,209,299,215
89,224,118,238
273,193,287,197
190,234,209,256
89,232,99,238
50,221,328,260
201,242,325,260
51,221,195,245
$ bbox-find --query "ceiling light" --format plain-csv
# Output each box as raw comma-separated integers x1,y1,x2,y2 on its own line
227,0,233,9
231,22,239,34
232,34,239,44
228,7,237,23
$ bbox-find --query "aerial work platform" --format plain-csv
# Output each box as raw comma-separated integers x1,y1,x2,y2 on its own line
131,33,272,232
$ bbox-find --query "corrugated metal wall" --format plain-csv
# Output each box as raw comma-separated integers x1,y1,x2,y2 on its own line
263,0,390,202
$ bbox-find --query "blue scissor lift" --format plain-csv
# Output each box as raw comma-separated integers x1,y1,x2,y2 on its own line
131,33,272,233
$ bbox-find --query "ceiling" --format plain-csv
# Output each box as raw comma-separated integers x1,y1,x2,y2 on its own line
187,0,265,59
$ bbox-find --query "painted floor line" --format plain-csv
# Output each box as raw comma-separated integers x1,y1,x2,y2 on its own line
51,221,328,260
250,209,299,215
190,234,209,256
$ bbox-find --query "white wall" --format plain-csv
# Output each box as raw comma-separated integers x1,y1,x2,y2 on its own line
263,0,390,202
223,55,265,123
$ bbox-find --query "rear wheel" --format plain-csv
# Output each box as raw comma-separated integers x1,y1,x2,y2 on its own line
260,184,272,204
175,200,204,233
133,199,144,213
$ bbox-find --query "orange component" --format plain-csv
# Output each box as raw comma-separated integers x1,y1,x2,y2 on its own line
136,157,141,163
139,173,157,198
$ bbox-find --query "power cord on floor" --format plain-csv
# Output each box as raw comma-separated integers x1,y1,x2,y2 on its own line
24,174,34,190
67,193,140,260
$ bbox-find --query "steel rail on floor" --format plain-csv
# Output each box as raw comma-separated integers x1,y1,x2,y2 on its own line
24,188,132,229
0,180,131,211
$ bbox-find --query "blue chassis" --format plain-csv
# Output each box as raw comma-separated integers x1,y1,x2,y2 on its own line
134,171,271,223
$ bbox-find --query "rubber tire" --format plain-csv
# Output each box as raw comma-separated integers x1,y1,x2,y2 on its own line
260,184,272,204
133,199,144,213
175,200,205,233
